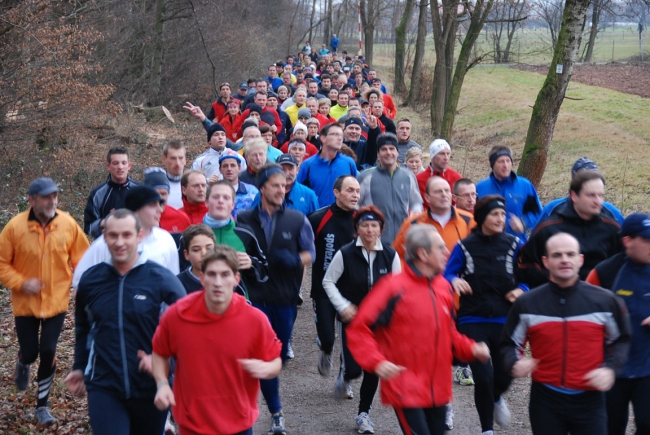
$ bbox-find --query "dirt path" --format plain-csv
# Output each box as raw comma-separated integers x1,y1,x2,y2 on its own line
252,292,533,435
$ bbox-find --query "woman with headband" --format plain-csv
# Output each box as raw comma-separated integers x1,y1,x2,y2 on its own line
443,195,530,435
323,205,401,434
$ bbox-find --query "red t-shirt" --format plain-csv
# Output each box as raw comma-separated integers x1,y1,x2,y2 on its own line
153,292,281,434
159,206,190,234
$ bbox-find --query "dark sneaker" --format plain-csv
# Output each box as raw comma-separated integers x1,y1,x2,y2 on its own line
14,359,30,391
268,411,286,434
35,406,56,426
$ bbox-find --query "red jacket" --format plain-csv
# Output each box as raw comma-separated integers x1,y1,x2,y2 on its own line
180,197,208,225
219,113,243,141
234,107,282,133
160,205,190,234
383,94,397,119
280,139,319,158
347,265,476,408
153,292,282,435
210,97,240,122
416,166,462,209
315,113,336,130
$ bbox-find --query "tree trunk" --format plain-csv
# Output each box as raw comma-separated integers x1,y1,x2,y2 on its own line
308,0,317,43
517,0,591,187
394,0,416,95
360,0,376,64
430,0,458,135
148,0,165,104
404,0,428,105
440,0,494,139
583,0,601,62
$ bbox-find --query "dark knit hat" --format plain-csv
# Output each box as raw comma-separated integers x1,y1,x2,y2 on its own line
345,117,363,129
474,195,506,228
376,133,398,151
571,157,599,176
298,108,311,119
248,104,263,115
125,185,163,212
207,122,226,142
143,167,170,192
489,148,512,168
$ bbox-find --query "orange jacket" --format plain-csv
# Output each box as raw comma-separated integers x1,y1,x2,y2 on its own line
392,207,475,260
0,209,89,318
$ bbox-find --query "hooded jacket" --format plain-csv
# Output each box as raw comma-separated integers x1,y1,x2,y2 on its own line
152,291,281,435
347,264,476,408
0,209,89,318
180,197,209,225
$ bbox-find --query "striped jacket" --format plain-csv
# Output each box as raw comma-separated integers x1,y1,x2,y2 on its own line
501,280,631,390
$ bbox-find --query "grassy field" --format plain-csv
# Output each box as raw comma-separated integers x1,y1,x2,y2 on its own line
375,64,650,214
374,26,650,65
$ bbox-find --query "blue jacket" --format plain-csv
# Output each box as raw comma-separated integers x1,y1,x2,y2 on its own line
537,197,624,228
297,153,358,207
251,182,319,216
330,36,339,50
592,253,650,379
476,172,542,242
74,258,186,399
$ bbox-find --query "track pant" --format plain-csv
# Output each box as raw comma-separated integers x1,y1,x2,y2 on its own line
340,322,380,415
87,388,166,435
458,322,512,432
529,382,606,435
253,303,297,414
394,406,447,435
14,313,66,408
313,297,337,354
606,375,650,435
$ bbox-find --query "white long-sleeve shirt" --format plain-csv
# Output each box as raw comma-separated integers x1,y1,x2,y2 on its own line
72,226,179,289
322,237,401,313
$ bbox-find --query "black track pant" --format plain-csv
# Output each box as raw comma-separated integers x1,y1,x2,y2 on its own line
606,375,650,435
88,388,166,435
458,322,512,432
340,322,380,415
529,382,606,435
15,313,66,408
394,406,447,435
313,297,337,354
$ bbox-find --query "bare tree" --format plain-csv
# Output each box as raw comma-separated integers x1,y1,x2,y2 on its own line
394,0,417,95
404,0,429,105
535,0,565,50
490,0,528,63
518,0,592,186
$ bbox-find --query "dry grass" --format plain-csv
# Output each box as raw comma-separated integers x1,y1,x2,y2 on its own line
381,64,650,215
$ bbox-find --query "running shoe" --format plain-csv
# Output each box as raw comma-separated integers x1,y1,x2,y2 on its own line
453,365,475,386
268,411,286,434
286,341,294,359
445,403,454,430
14,358,30,391
164,411,176,434
334,372,354,400
318,351,332,377
482,431,494,435
355,412,375,434
494,396,511,427
35,406,56,426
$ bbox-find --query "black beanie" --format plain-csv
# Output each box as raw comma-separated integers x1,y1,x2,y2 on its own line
474,195,506,228
376,133,398,151
207,122,226,142
248,104,263,115
125,185,163,212
489,148,512,168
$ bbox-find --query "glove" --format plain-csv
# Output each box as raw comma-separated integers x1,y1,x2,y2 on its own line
272,249,302,269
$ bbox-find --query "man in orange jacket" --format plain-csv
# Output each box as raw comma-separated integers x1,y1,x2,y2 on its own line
0,178,89,426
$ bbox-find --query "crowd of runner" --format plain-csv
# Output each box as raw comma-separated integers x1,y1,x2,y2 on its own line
0,42,648,435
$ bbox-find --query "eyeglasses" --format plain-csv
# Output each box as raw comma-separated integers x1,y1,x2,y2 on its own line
456,193,477,199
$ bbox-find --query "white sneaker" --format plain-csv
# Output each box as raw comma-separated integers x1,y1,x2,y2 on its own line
286,341,294,359
482,431,495,435
445,403,454,430
334,372,353,399
164,411,176,434
356,412,375,433
494,396,511,427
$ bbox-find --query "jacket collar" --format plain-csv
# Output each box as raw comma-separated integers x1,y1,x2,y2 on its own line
106,175,132,189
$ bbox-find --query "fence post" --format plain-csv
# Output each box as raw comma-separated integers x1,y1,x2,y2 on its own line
611,39,614,62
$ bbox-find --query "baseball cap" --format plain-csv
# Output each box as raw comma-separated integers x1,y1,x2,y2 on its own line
277,154,298,166
621,213,650,239
238,81,248,90
571,157,599,176
28,178,59,196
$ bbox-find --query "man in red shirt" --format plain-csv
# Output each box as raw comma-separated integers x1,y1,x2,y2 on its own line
152,246,282,435
417,139,462,209
179,170,208,224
